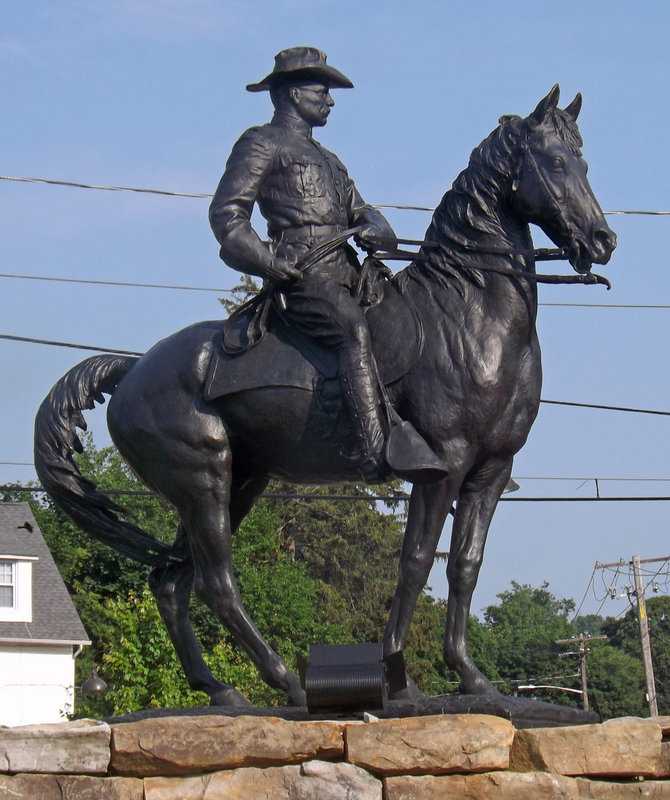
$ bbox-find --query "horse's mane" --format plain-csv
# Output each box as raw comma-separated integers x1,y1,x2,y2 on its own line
396,106,583,297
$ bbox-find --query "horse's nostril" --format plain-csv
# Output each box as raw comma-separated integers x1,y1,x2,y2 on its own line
595,227,617,255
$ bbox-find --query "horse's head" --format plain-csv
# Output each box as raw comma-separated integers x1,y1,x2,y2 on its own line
509,85,616,273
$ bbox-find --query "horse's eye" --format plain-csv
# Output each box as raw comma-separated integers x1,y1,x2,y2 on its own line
550,156,565,172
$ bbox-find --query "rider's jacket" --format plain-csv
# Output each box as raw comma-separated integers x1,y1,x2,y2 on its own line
209,112,393,288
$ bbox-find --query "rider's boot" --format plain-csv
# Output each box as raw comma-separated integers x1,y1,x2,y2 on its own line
340,364,450,484
340,367,388,482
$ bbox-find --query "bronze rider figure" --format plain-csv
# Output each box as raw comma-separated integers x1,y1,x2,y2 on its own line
209,47,422,481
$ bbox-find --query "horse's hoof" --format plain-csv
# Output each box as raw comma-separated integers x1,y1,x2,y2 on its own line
459,673,499,696
209,687,253,708
286,677,307,707
388,674,424,703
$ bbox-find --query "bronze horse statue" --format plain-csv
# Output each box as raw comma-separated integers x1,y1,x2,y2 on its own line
35,86,615,707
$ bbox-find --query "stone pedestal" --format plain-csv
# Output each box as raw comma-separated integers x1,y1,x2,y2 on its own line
2,714,670,799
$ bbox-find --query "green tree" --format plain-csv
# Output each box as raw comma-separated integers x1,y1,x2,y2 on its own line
219,274,262,315
97,587,275,715
602,595,670,716
586,644,646,719
573,614,606,637
265,482,408,642
479,581,578,701
230,499,349,672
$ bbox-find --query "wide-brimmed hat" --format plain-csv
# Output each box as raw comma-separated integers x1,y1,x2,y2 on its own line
246,47,354,92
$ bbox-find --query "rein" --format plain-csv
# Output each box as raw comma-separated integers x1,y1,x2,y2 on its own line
372,238,611,289
385,237,569,261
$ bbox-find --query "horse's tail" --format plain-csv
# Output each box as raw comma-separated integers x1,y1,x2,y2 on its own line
34,354,179,568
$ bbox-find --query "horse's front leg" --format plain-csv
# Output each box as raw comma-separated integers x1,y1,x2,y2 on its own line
383,478,456,692
445,458,512,695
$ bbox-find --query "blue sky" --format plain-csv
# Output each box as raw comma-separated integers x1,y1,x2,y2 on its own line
2,1,669,617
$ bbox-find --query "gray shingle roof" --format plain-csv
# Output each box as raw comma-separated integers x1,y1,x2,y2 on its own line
0,502,90,644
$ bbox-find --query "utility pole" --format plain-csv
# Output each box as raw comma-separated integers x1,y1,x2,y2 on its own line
556,633,606,712
632,555,658,717
596,554,668,717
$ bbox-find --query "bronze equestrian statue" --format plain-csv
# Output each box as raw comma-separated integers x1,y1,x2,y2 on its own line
34,55,616,707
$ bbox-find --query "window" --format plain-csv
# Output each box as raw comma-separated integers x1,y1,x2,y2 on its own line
0,556,36,622
0,560,14,607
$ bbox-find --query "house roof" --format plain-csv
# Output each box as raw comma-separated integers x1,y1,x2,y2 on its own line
0,502,90,645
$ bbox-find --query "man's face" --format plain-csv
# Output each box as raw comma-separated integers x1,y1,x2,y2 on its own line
289,83,334,127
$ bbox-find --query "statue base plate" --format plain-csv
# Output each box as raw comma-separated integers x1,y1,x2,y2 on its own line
107,693,599,729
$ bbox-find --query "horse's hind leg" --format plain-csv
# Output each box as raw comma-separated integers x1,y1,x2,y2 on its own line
148,402,304,705
111,373,304,706
181,458,306,706
148,526,250,707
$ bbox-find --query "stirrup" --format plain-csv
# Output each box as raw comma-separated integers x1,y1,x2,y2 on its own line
384,419,448,485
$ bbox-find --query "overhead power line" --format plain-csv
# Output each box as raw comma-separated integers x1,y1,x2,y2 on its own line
3,272,670,311
5,462,670,486
516,476,670,482
3,334,670,416
540,302,670,310
4,484,670,503
375,204,670,217
0,272,233,294
1,174,669,216
0,174,211,199
0,334,141,356
541,399,670,417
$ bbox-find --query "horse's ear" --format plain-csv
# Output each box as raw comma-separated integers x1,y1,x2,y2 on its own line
528,84,560,127
564,92,582,121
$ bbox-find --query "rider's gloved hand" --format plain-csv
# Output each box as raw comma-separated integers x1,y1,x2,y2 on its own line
264,256,302,285
355,224,398,254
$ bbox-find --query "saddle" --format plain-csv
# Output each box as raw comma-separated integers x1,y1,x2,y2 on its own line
203,280,423,401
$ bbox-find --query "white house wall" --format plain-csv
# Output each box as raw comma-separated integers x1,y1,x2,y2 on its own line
0,644,75,726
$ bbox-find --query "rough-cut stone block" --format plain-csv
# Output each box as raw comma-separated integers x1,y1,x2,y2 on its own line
385,771,670,799
111,714,343,776
0,719,110,775
0,774,63,800
144,760,382,800
654,742,670,778
0,773,142,799
621,716,670,737
510,719,661,777
641,782,670,799
345,713,513,776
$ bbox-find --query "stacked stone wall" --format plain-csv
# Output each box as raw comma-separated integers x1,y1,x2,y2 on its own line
1,713,670,798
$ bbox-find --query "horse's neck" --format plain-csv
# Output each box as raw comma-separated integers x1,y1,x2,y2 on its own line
396,191,539,337
425,189,533,270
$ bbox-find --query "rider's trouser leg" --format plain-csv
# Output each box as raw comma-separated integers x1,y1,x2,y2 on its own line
282,277,386,476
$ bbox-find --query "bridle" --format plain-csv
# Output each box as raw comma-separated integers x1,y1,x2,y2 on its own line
369,129,611,288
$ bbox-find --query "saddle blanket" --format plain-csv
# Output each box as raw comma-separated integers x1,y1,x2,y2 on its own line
204,282,422,401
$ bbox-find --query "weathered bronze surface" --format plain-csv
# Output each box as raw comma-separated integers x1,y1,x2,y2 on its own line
34,52,616,711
